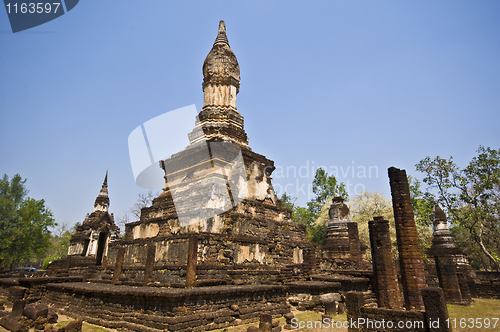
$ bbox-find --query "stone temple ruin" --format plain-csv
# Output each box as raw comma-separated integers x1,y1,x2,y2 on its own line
49,171,121,270
112,20,314,287
1,20,499,332
425,204,476,304
321,197,366,270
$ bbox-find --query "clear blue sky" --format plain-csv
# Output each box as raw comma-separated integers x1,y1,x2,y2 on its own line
1,1,499,230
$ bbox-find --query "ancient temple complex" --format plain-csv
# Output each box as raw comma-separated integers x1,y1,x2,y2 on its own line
2,20,498,332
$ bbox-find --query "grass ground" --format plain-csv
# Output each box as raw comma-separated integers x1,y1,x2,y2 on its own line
212,298,500,332
447,298,500,332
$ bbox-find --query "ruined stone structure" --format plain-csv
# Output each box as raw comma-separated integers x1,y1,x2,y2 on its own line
344,170,454,332
345,287,451,332
1,19,495,332
14,24,375,332
388,167,427,310
106,21,312,285
368,216,403,309
321,197,365,269
426,204,475,303
64,171,120,267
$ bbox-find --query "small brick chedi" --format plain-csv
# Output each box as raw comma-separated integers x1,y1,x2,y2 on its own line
321,197,365,269
426,204,475,303
104,21,311,285
61,171,120,268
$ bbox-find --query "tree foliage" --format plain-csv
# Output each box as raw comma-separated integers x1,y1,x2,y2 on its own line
349,191,396,259
0,174,55,268
407,176,434,257
281,168,347,245
416,146,500,270
42,222,76,269
349,184,433,260
307,168,348,216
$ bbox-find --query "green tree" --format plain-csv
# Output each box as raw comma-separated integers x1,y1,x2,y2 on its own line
307,168,348,217
0,174,55,268
349,185,433,260
280,192,296,211
408,176,435,228
349,191,396,259
280,168,347,245
307,168,348,245
416,146,500,270
42,222,76,269
407,176,435,258
279,193,314,227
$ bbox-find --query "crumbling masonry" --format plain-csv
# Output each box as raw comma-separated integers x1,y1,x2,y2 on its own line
388,167,427,310
368,216,403,309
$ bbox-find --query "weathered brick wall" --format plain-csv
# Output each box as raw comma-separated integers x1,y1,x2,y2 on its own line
318,258,363,271
425,261,475,301
474,271,500,299
43,282,290,332
346,288,451,332
95,262,312,286
105,229,312,285
111,229,308,267
476,271,500,280
475,281,500,299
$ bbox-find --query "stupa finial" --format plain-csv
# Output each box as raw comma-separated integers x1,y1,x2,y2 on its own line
213,20,229,46
94,170,110,212
103,169,108,187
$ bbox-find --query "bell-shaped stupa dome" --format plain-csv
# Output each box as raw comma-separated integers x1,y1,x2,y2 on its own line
202,20,240,92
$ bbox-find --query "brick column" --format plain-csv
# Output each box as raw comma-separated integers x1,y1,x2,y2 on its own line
112,247,125,284
435,256,462,303
388,167,427,310
186,235,198,288
368,216,403,309
304,244,317,273
345,292,364,332
66,255,72,269
143,242,156,285
421,287,451,332
347,222,361,266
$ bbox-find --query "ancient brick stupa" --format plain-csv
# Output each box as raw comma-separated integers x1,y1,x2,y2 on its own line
321,197,365,268
64,171,120,267
426,204,475,302
106,21,312,285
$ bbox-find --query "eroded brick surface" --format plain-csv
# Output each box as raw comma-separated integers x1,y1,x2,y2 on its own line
388,167,426,310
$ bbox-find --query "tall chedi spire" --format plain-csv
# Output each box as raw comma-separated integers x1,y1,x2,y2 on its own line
193,20,249,147
93,170,109,212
